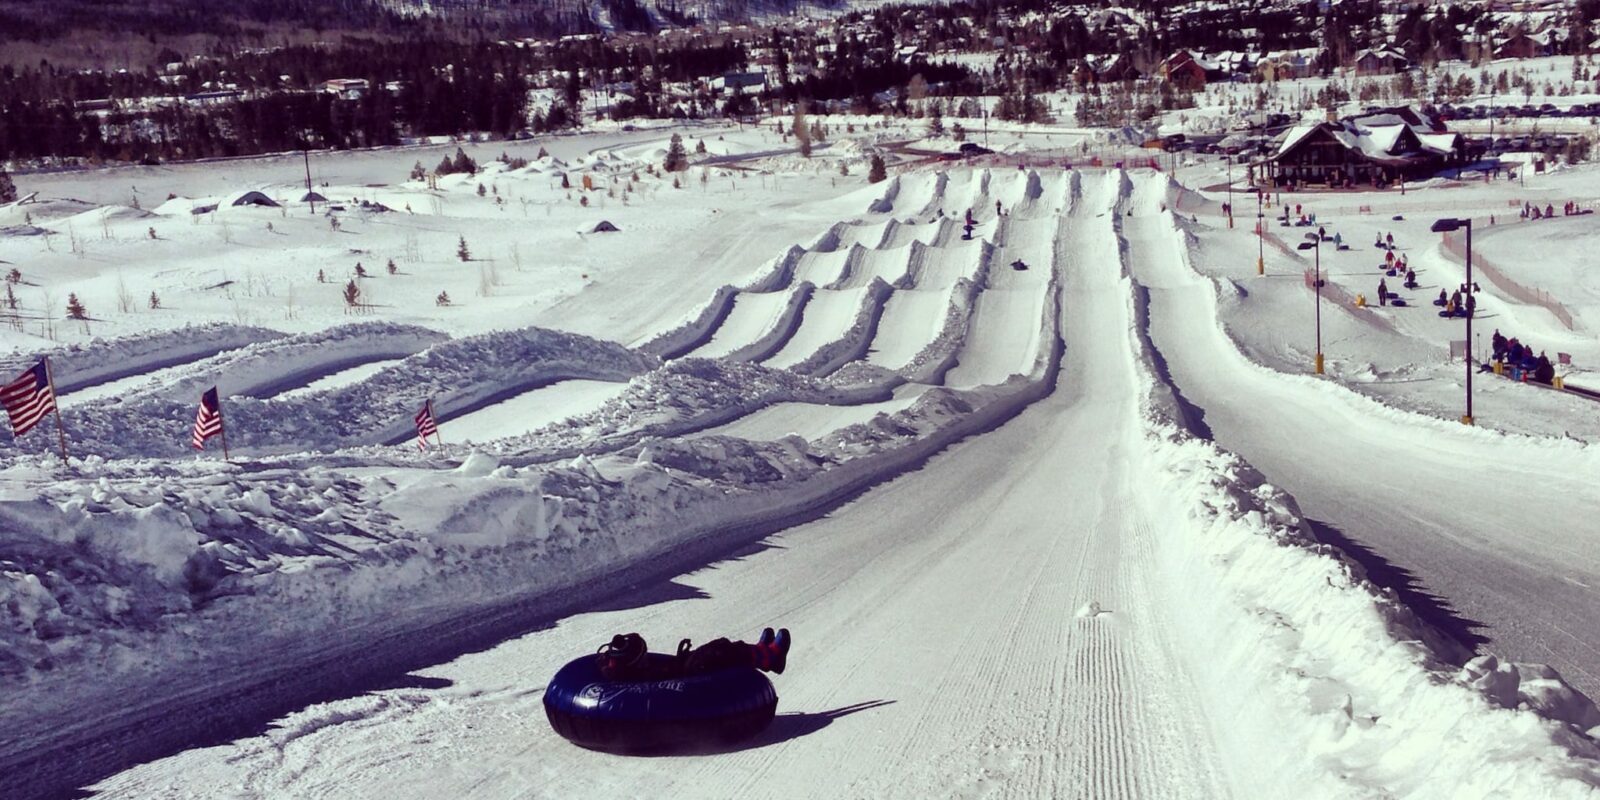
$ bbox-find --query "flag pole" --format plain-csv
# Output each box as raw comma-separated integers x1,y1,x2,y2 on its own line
218,395,230,462
43,356,68,462
430,399,443,446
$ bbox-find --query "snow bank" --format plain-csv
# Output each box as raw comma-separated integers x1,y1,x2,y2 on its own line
867,175,901,214
724,283,814,363
897,244,997,384
636,284,740,359
144,322,449,401
1123,203,1600,798
32,323,285,394
486,356,901,464
6,326,656,459
789,278,895,377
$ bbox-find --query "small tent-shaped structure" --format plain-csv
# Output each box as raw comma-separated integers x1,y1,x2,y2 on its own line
300,190,328,203
221,190,280,209
590,220,621,233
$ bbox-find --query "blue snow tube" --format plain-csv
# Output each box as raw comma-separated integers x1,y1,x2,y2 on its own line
543,653,778,752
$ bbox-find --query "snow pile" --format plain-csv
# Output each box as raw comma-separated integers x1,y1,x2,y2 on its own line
140,322,449,401
28,323,285,394
6,326,656,459
485,357,901,462
1133,421,1600,798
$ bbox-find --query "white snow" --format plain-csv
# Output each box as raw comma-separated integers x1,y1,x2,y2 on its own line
5,129,1600,800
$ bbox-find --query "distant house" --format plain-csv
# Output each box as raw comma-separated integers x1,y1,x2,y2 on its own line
185,89,242,106
1252,106,1464,189
1496,32,1553,59
1077,53,1140,85
319,79,370,100
714,71,766,94
1158,51,1208,90
1256,51,1315,82
1352,48,1408,76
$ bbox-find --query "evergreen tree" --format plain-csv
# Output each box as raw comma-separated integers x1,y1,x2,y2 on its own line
386,258,397,275
148,291,160,309
342,279,361,307
436,291,451,306
457,236,471,262
695,139,707,154
410,161,426,181
868,154,887,184
664,133,689,172
451,148,477,175
65,293,88,320
928,105,945,137
0,168,15,203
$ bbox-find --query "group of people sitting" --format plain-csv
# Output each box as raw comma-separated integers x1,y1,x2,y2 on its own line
1434,283,1478,318
1488,329,1557,384
1521,201,1591,220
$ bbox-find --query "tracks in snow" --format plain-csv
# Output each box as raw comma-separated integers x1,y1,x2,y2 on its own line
86,169,1238,800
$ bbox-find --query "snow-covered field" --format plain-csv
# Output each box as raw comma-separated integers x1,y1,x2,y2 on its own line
3,123,1600,799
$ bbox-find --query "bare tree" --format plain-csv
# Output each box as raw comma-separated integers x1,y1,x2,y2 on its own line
793,103,812,158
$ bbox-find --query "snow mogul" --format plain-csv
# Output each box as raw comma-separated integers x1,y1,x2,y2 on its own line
544,629,791,752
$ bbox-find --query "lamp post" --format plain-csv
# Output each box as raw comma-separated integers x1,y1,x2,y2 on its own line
1255,187,1265,275
1296,227,1327,374
1431,217,1475,425
1226,155,1235,228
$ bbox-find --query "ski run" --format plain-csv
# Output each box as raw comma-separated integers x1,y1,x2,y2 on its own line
3,127,1600,800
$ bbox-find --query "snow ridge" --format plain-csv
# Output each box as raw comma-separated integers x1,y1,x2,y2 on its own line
28,323,286,395
1120,175,1600,798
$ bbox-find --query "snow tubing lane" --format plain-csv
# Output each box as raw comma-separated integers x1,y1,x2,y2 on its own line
544,653,778,752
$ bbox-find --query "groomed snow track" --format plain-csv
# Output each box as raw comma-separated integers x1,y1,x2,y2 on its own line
7,169,1600,800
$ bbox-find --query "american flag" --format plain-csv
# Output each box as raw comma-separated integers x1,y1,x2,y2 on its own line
0,360,57,437
415,401,439,450
191,387,224,450
1558,352,1573,366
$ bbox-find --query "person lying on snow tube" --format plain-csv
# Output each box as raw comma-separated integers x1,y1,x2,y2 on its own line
599,628,791,680
544,629,793,753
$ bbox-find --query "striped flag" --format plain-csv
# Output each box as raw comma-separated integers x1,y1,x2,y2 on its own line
415,401,439,450
191,387,224,450
0,360,57,437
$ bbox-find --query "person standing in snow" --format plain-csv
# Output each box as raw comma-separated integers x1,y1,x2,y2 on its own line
1378,278,1389,306
1385,232,1395,249
1492,330,1508,362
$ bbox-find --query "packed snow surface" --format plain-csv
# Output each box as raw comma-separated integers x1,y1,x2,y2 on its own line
3,144,1600,800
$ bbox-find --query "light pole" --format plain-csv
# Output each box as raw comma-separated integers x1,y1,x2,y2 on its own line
1226,155,1234,228
1296,227,1327,374
1255,187,1265,275
1431,217,1475,425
